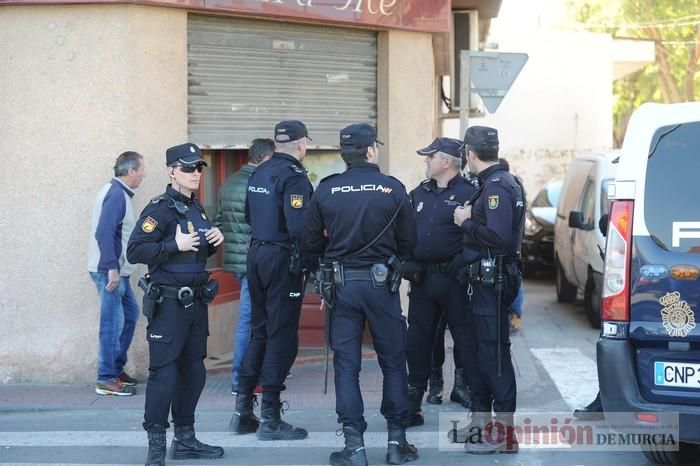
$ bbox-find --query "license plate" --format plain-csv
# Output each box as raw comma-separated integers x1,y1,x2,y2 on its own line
655,361,700,388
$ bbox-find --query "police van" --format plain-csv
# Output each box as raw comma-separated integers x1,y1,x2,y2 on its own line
597,102,700,464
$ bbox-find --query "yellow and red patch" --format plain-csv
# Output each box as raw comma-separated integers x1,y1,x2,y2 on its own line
290,194,304,209
142,216,158,233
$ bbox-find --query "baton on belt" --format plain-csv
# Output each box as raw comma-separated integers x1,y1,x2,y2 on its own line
495,255,504,377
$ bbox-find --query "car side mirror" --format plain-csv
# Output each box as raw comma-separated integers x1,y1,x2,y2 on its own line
598,213,609,237
569,211,594,230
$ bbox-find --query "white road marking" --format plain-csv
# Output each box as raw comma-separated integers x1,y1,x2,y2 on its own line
530,347,599,410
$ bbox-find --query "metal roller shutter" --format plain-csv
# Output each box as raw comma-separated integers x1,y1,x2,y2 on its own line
188,14,377,149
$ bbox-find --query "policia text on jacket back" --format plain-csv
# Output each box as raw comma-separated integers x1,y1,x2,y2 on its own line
452,126,525,455
303,123,419,466
228,120,314,441
127,143,225,466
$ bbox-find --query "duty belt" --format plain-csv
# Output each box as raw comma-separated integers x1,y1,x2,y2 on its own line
422,261,450,274
158,284,207,300
341,267,373,281
250,239,291,250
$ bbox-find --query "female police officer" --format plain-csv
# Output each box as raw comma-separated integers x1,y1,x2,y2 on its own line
127,143,225,466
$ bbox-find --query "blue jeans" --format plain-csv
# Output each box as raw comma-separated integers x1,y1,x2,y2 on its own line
511,283,525,317
231,273,252,388
90,272,140,383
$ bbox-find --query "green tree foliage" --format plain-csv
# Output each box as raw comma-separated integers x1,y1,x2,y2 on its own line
568,0,700,146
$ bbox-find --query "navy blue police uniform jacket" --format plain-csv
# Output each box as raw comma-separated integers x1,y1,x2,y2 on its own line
302,162,416,268
459,163,525,258
127,185,217,287
410,174,478,263
245,152,314,246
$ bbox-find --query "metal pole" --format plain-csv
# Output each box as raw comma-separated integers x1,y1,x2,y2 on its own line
459,50,470,138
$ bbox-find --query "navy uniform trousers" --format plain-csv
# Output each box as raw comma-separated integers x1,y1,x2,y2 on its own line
331,276,409,431
407,272,477,389
469,283,516,415
238,242,304,393
144,297,209,430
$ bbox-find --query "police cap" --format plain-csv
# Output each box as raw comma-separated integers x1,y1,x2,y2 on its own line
463,126,499,152
417,137,463,158
165,143,207,166
274,120,311,143
339,123,383,149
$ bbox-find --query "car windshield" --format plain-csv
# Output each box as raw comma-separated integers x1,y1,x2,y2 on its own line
532,180,562,208
644,122,700,253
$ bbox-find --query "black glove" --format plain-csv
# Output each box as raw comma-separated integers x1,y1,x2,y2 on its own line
401,261,424,284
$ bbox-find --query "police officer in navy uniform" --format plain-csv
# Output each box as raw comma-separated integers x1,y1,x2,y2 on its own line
228,120,314,440
303,123,418,466
404,137,480,426
452,126,524,454
127,143,225,466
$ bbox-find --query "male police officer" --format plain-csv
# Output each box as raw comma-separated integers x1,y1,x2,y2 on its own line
127,143,225,466
452,126,524,454
303,123,418,466
228,120,314,440
405,138,480,427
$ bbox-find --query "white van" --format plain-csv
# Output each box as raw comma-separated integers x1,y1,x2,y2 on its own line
553,150,619,328
598,102,700,464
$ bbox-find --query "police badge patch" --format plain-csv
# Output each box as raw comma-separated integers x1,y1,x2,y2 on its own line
187,221,195,234
488,194,499,209
660,291,696,338
290,194,303,208
142,216,158,233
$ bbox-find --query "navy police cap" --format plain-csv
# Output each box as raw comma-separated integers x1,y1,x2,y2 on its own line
274,120,311,143
340,123,383,149
166,143,206,166
463,125,499,151
417,137,463,158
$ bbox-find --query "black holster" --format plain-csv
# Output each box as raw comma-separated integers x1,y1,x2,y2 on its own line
138,275,162,321
289,243,302,275
386,256,402,294
202,279,219,305
318,263,336,310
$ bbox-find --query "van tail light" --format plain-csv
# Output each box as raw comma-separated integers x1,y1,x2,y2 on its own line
601,201,634,325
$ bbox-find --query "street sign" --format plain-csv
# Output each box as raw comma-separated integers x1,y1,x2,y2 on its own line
465,51,528,113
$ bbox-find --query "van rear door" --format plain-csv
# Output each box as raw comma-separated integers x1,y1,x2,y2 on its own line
630,121,700,406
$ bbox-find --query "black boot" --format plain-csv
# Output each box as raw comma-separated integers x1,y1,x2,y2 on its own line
465,414,519,455
449,368,472,409
170,425,224,460
145,425,166,466
407,386,425,428
228,392,260,434
329,425,368,466
425,368,444,405
257,397,308,441
573,392,604,421
386,425,419,465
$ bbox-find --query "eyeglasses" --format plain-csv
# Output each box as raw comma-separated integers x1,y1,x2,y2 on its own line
176,164,205,174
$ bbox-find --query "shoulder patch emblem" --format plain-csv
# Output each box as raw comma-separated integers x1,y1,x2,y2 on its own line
488,194,499,210
660,291,696,338
290,194,304,209
142,216,158,233
416,201,424,212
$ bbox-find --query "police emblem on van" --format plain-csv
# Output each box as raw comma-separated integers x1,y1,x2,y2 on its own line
660,291,696,338
488,194,499,209
290,194,303,208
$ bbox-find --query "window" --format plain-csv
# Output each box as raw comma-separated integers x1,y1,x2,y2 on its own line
579,179,596,226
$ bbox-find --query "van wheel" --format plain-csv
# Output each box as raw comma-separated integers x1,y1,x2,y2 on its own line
584,271,602,329
641,441,700,465
555,257,577,302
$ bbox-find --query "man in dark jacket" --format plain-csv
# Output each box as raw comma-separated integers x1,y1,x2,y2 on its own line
215,139,273,395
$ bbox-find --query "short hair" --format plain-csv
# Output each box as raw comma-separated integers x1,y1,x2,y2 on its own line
498,157,510,172
471,147,499,163
249,138,274,164
437,152,462,171
275,139,303,155
114,151,143,177
340,146,370,165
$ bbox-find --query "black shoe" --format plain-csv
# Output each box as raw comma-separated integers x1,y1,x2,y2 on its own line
145,425,166,466
449,368,472,409
170,425,224,460
257,399,308,441
330,425,368,466
228,393,260,434
407,386,425,428
573,393,604,421
425,368,444,405
386,426,419,464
